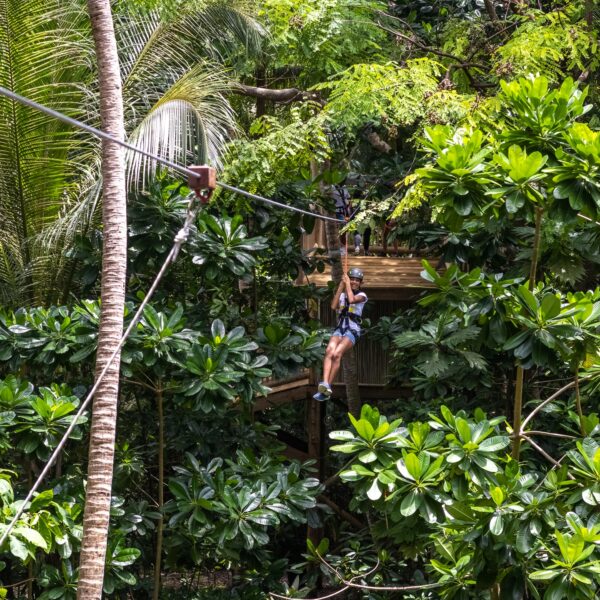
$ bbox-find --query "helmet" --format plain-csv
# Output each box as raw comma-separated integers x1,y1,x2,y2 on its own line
348,267,364,281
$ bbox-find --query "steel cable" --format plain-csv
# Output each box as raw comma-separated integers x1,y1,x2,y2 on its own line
0,85,339,223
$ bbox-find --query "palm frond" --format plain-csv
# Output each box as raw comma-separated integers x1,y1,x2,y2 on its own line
0,232,24,305
118,0,264,99
0,0,96,304
461,350,488,371
393,330,433,349
126,65,237,186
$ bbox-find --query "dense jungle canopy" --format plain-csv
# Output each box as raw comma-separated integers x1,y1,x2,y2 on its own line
1,0,600,598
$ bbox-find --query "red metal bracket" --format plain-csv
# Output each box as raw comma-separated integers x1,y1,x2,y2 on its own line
188,165,217,203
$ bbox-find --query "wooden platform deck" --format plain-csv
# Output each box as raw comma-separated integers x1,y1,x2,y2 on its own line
254,376,412,412
300,256,436,300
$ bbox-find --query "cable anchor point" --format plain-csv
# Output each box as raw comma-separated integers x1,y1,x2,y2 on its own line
188,165,216,204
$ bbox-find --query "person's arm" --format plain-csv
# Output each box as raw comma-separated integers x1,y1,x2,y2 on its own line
343,274,367,304
331,279,345,310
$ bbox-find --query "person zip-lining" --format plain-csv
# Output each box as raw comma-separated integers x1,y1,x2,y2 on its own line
313,268,367,401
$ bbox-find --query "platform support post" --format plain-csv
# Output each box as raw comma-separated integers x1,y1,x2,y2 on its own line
307,367,325,548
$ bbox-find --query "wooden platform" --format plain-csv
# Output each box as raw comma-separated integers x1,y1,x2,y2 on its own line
300,256,436,300
254,376,412,413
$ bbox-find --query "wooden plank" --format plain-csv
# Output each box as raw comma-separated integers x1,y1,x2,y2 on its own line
253,380,309,412
256,381,413,411
283,446,309,462
331,383,412,400
298,256,442,296
267,377,311,394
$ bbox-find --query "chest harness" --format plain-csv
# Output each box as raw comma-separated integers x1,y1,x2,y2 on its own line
336,296,363,336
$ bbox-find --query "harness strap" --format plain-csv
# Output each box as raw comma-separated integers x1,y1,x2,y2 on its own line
336,307,362,334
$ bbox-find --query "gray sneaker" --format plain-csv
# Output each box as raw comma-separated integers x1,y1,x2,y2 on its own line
318,382,332,396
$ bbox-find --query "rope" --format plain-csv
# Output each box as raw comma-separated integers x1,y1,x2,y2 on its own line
344,222,349,274
341,205,361,275
0,192,204,549
0,85,339,223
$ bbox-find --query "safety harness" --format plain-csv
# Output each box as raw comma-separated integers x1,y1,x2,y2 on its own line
336,295,364,336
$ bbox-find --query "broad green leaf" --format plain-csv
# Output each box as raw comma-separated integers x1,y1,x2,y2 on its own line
540,294,561,320
490,486,504,506
490,513,504,536
367,479,382,501
400,490,421,516
13,527,48,551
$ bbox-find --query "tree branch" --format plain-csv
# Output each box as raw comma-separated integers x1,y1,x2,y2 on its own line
318,494,364,530
483,0,499,22
317,553,442,593
520,378,586,432
526,430,577,440
375,13,485,67
269,586,350,599
521,434,565,470
234,83,322,105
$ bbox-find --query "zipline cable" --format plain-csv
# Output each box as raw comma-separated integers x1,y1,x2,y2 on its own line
4,85,598,231
0,85,340,223
0,192,204,549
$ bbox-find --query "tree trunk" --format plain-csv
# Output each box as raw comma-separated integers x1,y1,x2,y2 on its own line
585,0,594,29
153,385,165,600
77,2,127,599
511,207,543,460
342,350,362,418
483,0,499,22
254,66,267,118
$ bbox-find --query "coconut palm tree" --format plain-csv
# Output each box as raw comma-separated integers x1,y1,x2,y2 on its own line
76,1,126,597
0,0,263,306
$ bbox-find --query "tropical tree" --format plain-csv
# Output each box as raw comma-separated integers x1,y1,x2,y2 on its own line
77,1,127,598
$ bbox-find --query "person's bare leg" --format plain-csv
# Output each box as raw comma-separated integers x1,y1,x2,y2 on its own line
323,337,343,383
328,337,354,384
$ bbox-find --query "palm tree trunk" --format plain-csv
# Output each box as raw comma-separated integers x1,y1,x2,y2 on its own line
342,350,362,418
77,2,127,599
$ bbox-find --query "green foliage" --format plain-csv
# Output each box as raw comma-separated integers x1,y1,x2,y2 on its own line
0,378,87,461
222,106,330,197
498,76,591,149
493,11,598,83
5,0,600,595
501,285,600,369
411,75,600,234
330,404,600,598
258,0,386,82
191,213,268,280
179,319,271,410
255,321,326,379
166,452,321,561
317,59,443,131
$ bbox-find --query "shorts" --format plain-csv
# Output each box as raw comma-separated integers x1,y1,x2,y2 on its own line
332,329,357,345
